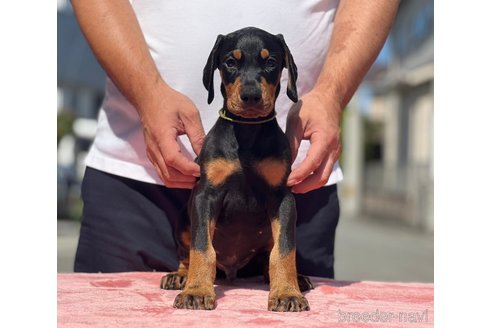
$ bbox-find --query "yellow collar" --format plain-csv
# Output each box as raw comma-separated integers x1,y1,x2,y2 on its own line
218,109,276,125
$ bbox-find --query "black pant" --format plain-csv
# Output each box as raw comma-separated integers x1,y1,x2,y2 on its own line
74,167,340,278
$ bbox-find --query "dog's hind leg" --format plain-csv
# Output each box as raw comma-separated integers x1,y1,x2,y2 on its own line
161,259,189,290
297,274,314,292
161,226,191,290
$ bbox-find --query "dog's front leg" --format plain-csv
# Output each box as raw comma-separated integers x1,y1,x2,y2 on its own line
173,191,217,310
268,192,310,312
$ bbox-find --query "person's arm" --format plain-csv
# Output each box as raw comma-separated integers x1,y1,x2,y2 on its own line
286,0,399,193
71,0,205,189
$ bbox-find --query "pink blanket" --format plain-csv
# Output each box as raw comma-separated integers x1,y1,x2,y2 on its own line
58,272,433,327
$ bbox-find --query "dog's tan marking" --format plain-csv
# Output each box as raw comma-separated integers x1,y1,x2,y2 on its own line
224,77,243,114
177,259,189,273
256,158,287,187
232,49,242,60
185,248,215,291
260,77,277,115
186,219,216,290
180,230,192,249
175,219,217,309
268,219,308,311
205,158,241,186
260,48,270,59
208,219,216,244
269,219,298,293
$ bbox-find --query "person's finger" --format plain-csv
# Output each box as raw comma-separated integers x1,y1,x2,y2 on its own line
145,127,199,183
144,131,171,179
163,179,197,189
163,150,201,177
147,147,196,188
166,166,197,183
160,129,201,177
291,153,334,194
183,109,206,157
146,148,167,183
291,142,341,193
287,132,328,186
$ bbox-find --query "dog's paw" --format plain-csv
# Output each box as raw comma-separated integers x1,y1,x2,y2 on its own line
160,273,187,290
297,274,314,292
174,291,216,310
268,293,310,312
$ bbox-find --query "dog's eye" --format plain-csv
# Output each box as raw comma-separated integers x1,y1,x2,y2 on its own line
225,58,237,69
265,57,277,69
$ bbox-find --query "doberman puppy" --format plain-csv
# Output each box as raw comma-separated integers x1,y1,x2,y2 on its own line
161,27,312,312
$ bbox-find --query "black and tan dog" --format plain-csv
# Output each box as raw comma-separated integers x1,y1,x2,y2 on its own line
161,27,312,312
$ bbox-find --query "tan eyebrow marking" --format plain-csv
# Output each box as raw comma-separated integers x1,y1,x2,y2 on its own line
232,49,242,60
260,48,270,59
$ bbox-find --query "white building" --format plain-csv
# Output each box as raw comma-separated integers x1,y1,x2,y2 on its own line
57,5,105,217
361,0,434,231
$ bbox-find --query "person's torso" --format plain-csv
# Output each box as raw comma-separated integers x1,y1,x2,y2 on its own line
86,0,343,185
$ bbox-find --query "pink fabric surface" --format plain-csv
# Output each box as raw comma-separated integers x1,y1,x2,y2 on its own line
58,272,433,327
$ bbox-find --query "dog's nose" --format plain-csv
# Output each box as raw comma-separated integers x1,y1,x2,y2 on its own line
240,86,262,105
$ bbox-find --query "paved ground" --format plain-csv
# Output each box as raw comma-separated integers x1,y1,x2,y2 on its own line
57,219,81,273
334,215,433,282
58,214,433,283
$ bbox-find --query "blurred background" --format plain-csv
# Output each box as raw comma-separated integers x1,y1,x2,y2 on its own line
57,0,434,282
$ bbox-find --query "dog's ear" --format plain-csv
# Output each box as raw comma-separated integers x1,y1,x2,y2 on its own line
276,34,298,103
203,34,224,104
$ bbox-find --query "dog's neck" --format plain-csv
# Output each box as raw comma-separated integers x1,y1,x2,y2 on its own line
219,107,278,150
219,108,277,125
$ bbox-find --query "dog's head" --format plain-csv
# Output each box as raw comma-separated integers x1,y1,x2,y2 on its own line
203,27,298,118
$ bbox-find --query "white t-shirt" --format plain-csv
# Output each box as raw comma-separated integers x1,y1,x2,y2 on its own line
85,0,343,186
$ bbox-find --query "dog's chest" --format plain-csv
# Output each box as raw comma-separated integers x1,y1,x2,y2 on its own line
198,119,292,279
212,212,272,280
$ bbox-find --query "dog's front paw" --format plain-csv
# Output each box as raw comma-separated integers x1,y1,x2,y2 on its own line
160,273,187,290
174,291,216,310
268,293,310,312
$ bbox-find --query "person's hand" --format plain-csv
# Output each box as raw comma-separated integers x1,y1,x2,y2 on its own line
285,90,342,194
138,84,205,189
